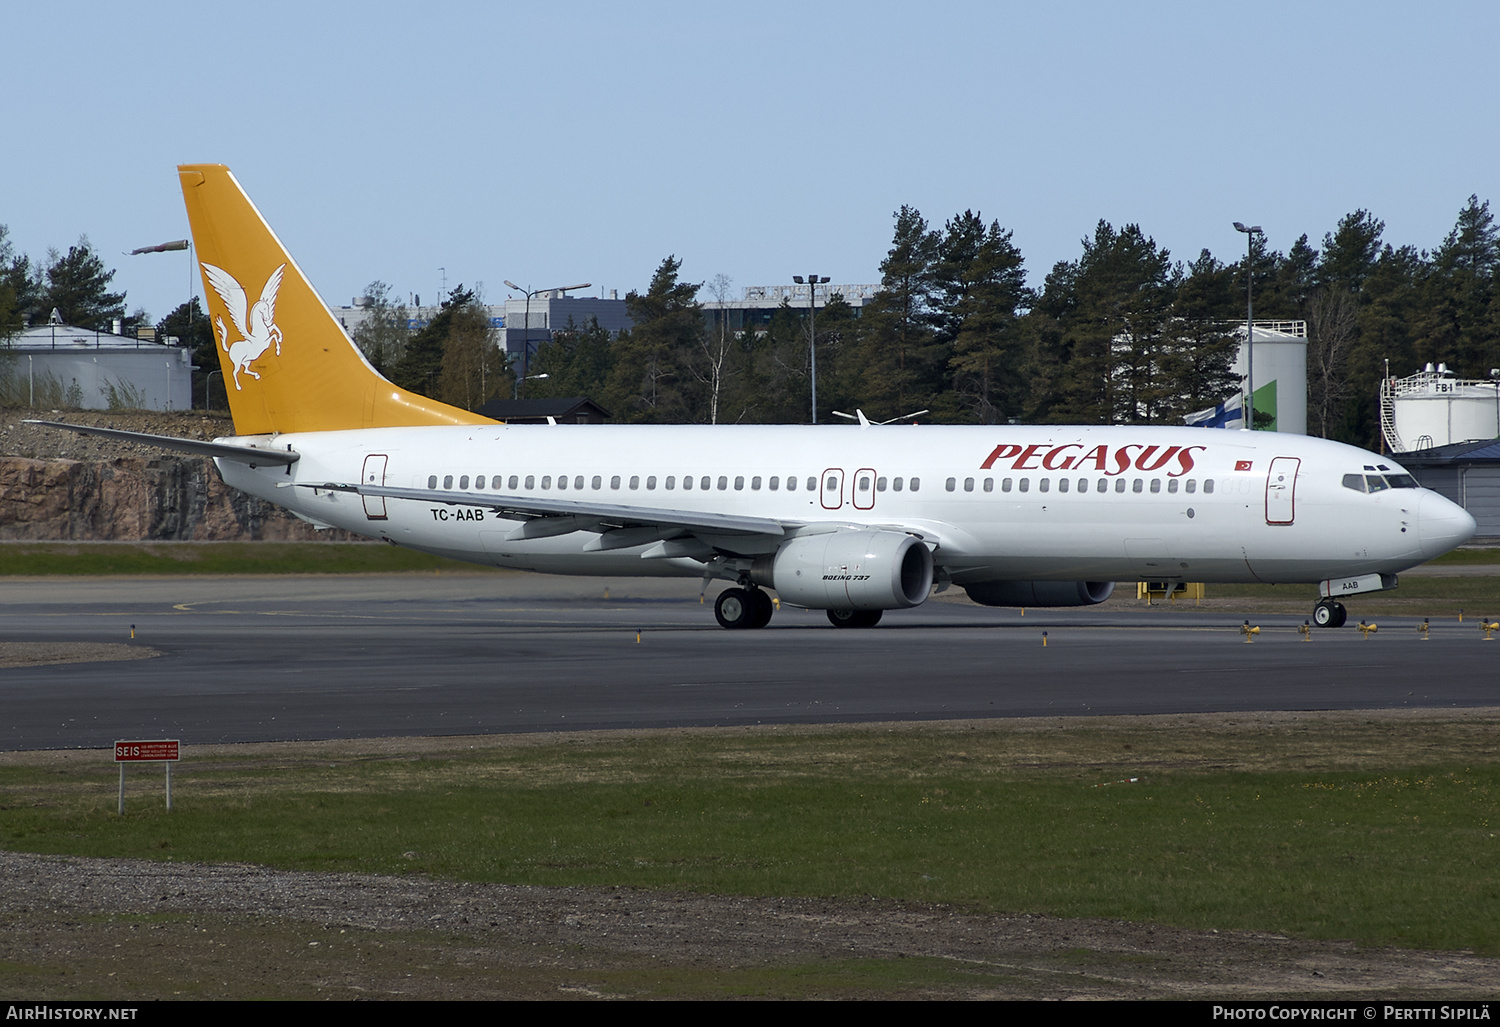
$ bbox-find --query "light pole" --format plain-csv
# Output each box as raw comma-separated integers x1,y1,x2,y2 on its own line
503,280,590,398
1233,222,1263,430
514,373,548,400
793,274,829,424
129,238,195,406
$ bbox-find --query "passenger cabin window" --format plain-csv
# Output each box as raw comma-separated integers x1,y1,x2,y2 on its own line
428,475,437,489
946,478,956,492
646,475,657,490
983,478,993,492
893,477,903,492
964,477,975,492
592,475,602,490
770,476,780,490
666,475,676,489
629,475,640,490
443,474,454,489
541,475,552,489
459,475,469,489
807,476,818,491
909,477,920,492
509,475,519,489
610,475,621,489
524,475,535,489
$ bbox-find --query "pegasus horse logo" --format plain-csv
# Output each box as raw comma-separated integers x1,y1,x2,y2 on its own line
202,262,286,390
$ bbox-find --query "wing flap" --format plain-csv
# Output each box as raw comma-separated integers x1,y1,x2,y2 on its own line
303,481,791,538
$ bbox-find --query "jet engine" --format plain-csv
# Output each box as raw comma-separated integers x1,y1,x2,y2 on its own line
963,580,1115,607
751,530,934,610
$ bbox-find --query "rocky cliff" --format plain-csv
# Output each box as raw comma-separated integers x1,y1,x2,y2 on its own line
0,411,356,541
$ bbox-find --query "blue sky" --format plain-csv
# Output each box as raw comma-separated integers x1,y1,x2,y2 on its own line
4,1,1496,321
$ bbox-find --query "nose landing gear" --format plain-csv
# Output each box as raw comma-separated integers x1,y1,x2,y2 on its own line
1313,598,1348,628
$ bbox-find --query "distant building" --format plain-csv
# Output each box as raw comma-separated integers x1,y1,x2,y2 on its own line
326,281,883,386
701,282,880,337
474,397,610,424
4,316,193,411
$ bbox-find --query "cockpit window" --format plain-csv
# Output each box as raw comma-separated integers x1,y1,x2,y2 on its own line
1345,471,1420,493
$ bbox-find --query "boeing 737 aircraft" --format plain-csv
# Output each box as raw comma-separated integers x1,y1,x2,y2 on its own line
34,165,1478,629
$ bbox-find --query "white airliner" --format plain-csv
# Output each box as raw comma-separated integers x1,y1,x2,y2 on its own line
33,166,1478,629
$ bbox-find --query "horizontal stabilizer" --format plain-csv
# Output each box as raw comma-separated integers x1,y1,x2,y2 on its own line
24,420,299,466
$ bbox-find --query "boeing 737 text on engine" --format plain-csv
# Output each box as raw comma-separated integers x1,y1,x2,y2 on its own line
31,166,1478,629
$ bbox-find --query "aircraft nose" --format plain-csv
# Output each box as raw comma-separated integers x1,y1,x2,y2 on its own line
1419,491,1477,558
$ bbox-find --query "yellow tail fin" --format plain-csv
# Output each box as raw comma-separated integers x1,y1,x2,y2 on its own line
179,164,494,435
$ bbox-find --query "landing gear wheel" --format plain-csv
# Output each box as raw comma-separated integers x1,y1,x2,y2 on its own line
1313,599,1349,628
748,588,775,629
715,588,754,629
827,609,883,628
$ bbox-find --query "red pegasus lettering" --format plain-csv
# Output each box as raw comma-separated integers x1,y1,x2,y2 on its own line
1080,444,1110,471
981,444,1021,470
1042,444,1082,470
1013,444,1047,470
1136,445,1180,472
1173,445,1207,476
1110,445,1141,475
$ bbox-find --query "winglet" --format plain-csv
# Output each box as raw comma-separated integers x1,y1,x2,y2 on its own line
178,164,494,435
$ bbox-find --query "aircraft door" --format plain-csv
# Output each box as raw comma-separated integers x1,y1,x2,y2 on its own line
853,468,876,510
1265,456,1300,525
361,454,389,520
820,468,845,510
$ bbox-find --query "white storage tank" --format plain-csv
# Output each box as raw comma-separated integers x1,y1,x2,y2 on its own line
1381,364,1500,453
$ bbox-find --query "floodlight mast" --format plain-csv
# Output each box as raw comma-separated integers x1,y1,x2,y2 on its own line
1233,222,1264,430
503,280,592,398
793,274,831,424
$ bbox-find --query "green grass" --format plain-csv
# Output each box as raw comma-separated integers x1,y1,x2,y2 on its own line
4,719,1498,954
0,541,500,576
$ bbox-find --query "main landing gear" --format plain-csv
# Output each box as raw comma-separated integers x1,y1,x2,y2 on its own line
1313,598,1348,628
715,587,775,630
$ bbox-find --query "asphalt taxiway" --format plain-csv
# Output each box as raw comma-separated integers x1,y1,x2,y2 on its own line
2,572,1496,750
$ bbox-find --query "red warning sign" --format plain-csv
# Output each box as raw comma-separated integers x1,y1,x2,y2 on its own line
115,740,180,762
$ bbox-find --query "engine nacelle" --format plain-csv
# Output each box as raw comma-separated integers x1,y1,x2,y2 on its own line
752,530,934,610
964,580,1115,608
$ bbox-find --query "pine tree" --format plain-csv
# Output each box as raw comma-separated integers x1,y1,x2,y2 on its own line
857,207,940,415
938,213,1031,423
40,238,126,329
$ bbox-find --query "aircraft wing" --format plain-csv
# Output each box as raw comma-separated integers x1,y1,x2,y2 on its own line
24,420,299,467
297,481,793,540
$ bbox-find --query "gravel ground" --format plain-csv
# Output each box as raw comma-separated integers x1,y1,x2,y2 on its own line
4,848,1498,1000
